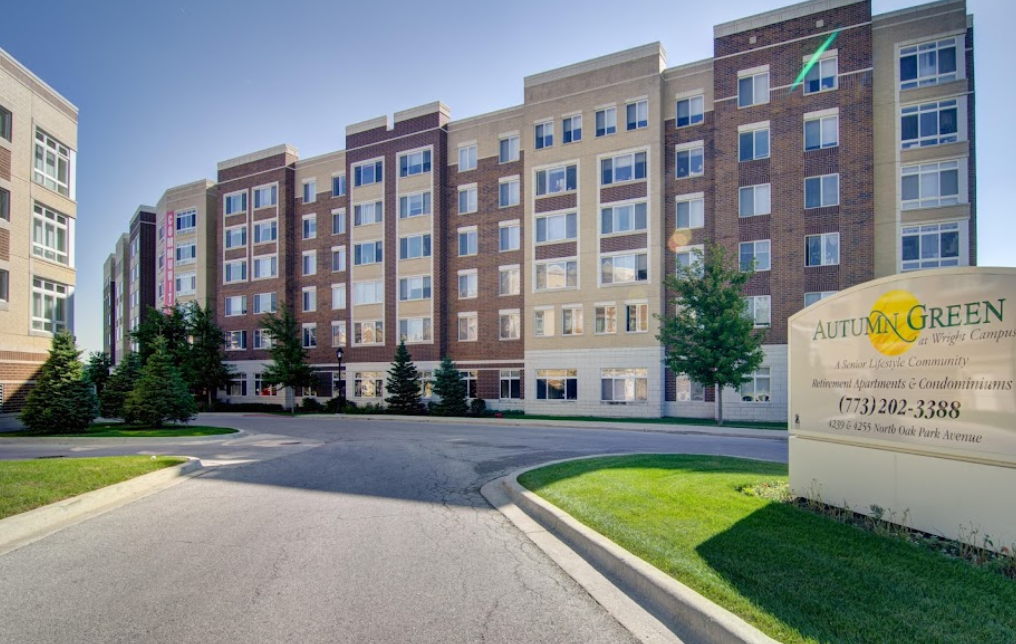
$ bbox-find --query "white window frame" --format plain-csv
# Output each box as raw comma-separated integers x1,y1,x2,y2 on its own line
458,144,477,172
740,368,772,403
225,225,247,249
458,312,478,342
353,201,383,226
352,280,384,306
353,321,384,346
595,107,617,137
739,184,772,218
253,254,278,280
400,149,432,177
535,369,578,401
302,180,317,204
224,259,248,284
899,37,961,91
738,122,770,162
601,368,649,402
594,304,617,334
302,214,317,240
499,265,520,296
253,292,277,314
399,317,433,344
625,99,648,131
535,211,577,244
601,151,647,186
739,240,771,272
302,286,317,313
31,204,70,265
675,194,705,230
225,295,247,317
499,135,520,163
499,221,520,252
332,208,347,235
675,141,704,179
563,114,582,143
499,310,521,341
535,259,578,291
398,275,432,302
600,201,648,235
31,277,68,333
458,185,478,214
224,191,247,215
399,191,432,219
599,252,649,286
535,164,577,196
353,241,383,266
302,323,317,348
33,129,72,197
805,174,840,209
534,308,555,337
805,291,838,307
254,184,278,209
399,233,431,260
499,177,520,208
331,321,347,347
253,219,278,244
901,159,965,210
302,250,317,276
176,209,197,233
901,98,963,150
534,121,553,149
625,302,649,333
737,69,770,108
901,221,966,272
458,227,478,257
744,295,771,327
457,269,478,300
675,95,704,128
804,111,839,151
331,246,347,272
561,305,583,336
803,54,838,94
331,283,347,310
353,160,383,187
806,232,841,267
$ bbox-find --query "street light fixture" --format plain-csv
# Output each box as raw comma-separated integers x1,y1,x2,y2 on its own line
335,348,345,408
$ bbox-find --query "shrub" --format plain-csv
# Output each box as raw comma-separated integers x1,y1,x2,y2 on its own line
300,397,325,413
21,332,98,434
324,396,344,414
123,336,197,427
468,398,487,417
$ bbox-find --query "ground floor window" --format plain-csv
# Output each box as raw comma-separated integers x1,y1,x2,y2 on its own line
459,370,478,398
254,374,277,397
332,371,345,399
536,369,577,400
32,277,68,333
419,371,434,398
601,368,648,402
355,371,384,398
740,368,771,403
224,375,247,397
500,370,521,399
676,374,705,401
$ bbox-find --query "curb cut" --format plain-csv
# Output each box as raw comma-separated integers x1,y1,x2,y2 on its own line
0,457,205,556
493,455,781,644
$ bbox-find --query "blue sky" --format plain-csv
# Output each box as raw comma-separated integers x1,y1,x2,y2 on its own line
0,0,1010,355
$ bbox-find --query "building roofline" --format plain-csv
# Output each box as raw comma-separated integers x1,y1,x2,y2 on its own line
0,45,78,114
524,42,667,88
714,0,864,37
872,0,966,23
217,144,298,172
447,104,525,130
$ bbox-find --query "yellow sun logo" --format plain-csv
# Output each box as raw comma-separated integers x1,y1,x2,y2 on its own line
868,290,921,356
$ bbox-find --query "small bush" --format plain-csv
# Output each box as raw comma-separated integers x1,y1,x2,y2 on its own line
468,398,487,417
324,396,344,413
300,397,325,413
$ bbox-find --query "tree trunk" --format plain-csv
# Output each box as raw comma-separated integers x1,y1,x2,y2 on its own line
717,385,724,426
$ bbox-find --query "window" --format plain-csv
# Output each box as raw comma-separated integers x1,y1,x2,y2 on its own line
805,174,840,209
224,375,247,397
353,241,382,266
458,270,478,299
500,310,521,340
458,145,477,172
331,283,347,309
302,287,317,312
253,255,278,279
534,309,555,337
500,370,521,399
0,106,10,141
418,371,434,398
901,100,959,149
225,192,247,215
253,292,277,314
254,185,277,208
303,181,317,204
400,149,432,177
254,374,278,397
399,192,432,218
561,306,582,336
31,278,68,332
458,228,477,256
673,196,704,230
0,188,9,221
740,368,771,402
130,238,139,258
535,259,578,290
676,95,704,127
499,222,520,252
399,317,432,343
399,234,431,260
332,175,347,197
225,260,247,283
901,161,961,209
626,100,648,130
224,330,247,351
676,145,704,179
302,214,317,239
739,240,771,272
302,251,317,276
738,71,769,108
331,246,346,272
459,371,478,399
458,313,478,341
33,130,71,197
354,160,383,187
677,375,705,402
805,291,837,307
804,56,838,94
253,220,277,243
353,280,383,305
536,369,578,401
902,222,962,271
600,253,648,285
626,303,648,333
744,295,771,327
595,107,616,137
175,273,196,295
900,38,958,90
601,368,648,402
739,184,771,217
499,135,520,163
535,121,553,149
601,202,647,235
499,178,520,208
302,324,317,348
176,209,197,232
355,371,382,396
399,275,432,301
224,295,247,317
563,115,582,143
499,266,520,296
739,126,770,161
535,212,576,243
805,113,839,150
806,233,840,267
32,204,69,265
353,321,384,345
595,305,616,334
535,164,577,196
354,201,383,226
225,226,246,249
331,321,347,347
332,209,346,235
601,151,647,185
458,186,477,214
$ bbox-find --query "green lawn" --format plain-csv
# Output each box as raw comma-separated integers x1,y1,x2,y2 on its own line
519,455,1015,644
1,423,237,438
500,413,786,431
0,456,187,519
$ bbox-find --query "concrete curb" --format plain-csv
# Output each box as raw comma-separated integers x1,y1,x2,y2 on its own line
495,455,781,644
0,457,205,556
0,429,245,445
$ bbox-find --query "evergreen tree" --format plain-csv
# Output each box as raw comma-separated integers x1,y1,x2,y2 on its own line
187,303,234,406
84,351,113,400
124,336,196,427
21,332,98,434
260,303,315,412
656,243,765,425
100,352,142,421
130,305,192,385
431,356,467,417
385,340,423,414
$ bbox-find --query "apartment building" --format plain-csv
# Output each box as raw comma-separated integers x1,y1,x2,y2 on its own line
0,47,78,425
102,207,157,365
154,180,219,312
113,0,975,422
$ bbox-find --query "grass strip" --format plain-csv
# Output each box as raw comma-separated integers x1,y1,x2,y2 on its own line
2,423,237,438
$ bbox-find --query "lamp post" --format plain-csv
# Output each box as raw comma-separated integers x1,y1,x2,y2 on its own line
335,347,345,408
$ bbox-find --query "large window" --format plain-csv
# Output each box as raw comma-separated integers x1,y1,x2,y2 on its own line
805,291,837,307
535,212,576,243
535,259,577,290
458,313,477,342
353,280,384,305
500,370,521,399
739,184,771,218
676,96,704,128
805,174,840,209
601,151,647,185
253,220,277,243
901,160,961,209
499,178,520,208
354,201,383,226
224,192,247,215
399,275,432,301
676,375,705,402
224,260,247,283
399,234,431,260
225,226,246,249
561,306,582,336
803,56,838,94
595,107,616,137
534,309,554,337
601,202,647,235
626,303,648,333
354,371,384,398
739,126,770,161
458,270,478,299
600,253,648,285
254,185,277,208
900,37,958,90
744,295,771,327
400,150,432,177
805,113,839,150
901,222,961,271
536,369,578,401
806,233,840,267
399,192,432,219
332,284,346,309
353,160,383,187
353,321,384,346
175,273,196,295
459,371,478,399
500,310,521,340
535,165,577,196
399,317,432,343
563,114,582,143
253,292,277,314
331,321,347,347
224,330,247,351
176,209,197,232
458,145,477,171
601,368,648,402
676,196,704,229
901,100,959,149
499,266,520,296
499,222,520,252
534,121,553,149
253,255,278,279
353,241,383,266
175,243,196,265
458,228,478,256
626,100,648,131
33,130,71,197
224,375,247,397
31,278,68,333
32,204,69,265
458,186,478,214
676,145,704,179
740,368,771,402
254,374,278,397
595,305,616,334
738,71,769,108
499,135,520,163
739,240,771,272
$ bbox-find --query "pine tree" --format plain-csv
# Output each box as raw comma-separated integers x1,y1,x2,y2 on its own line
656,243,765,425
100,352,142,421
260,302,315,413
130,305,193,386
187,302,235,407
431,356,467,417
385,340,423,414
84,351,113,400
21,332,98,434
123,336,196,427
